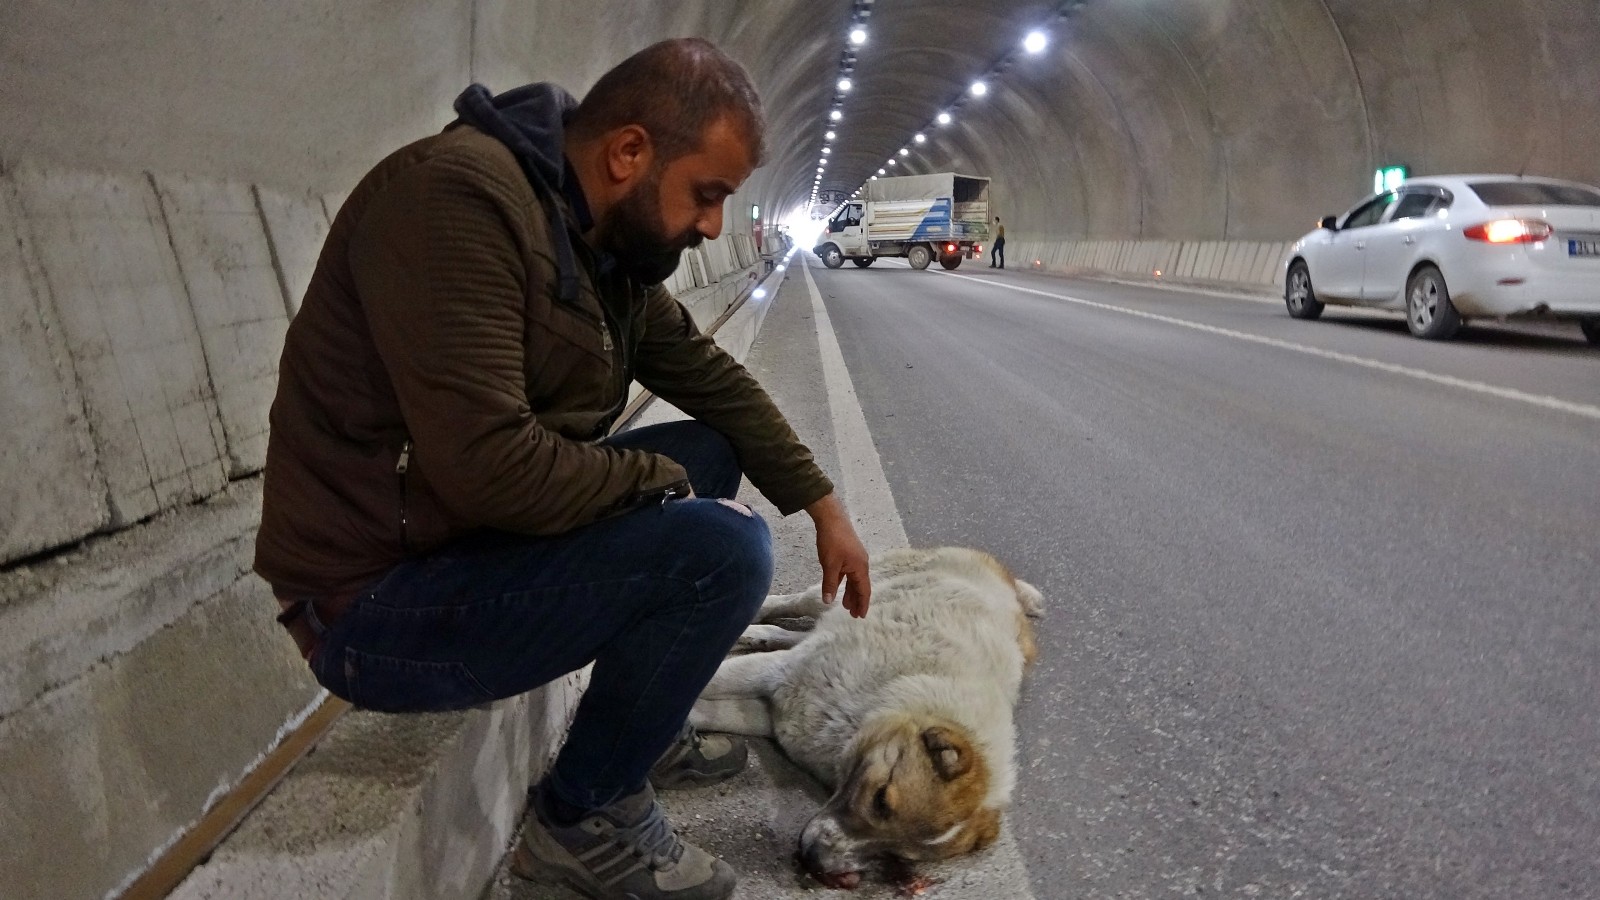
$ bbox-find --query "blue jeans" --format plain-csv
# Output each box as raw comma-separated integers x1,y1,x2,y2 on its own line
308,421,773,810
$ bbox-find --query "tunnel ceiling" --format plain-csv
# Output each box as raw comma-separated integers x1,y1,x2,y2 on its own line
7,0,1598,243
719,0,1079,217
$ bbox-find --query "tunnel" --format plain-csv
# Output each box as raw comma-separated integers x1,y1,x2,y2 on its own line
3,1,1598,897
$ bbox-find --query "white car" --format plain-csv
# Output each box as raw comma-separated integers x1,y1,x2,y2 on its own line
1282,175,1600,343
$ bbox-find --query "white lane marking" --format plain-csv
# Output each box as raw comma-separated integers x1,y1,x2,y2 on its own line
944,271,1600,423
801,260,909,554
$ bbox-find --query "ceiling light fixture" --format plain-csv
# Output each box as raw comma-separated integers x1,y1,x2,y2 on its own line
937,112,952,125
825,130,836,140
838,78,853,92
830,110,843,121
970,81,988,97
914,133,926,143
899,148,909,156
1024,30,1048,54
850,27,867,45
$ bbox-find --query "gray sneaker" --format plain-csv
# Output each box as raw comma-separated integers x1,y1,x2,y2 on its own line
512,782,736,900
649,722,748,790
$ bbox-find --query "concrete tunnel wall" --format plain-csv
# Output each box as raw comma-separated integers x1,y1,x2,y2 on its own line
2,1,1598,897
895,0,1600,246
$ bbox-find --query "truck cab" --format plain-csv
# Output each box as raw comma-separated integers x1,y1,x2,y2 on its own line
819,202,870,266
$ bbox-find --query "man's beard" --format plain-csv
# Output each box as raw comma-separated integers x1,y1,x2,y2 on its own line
600,171,702,285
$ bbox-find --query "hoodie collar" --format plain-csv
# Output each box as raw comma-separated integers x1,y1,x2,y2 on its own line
452,82,588,305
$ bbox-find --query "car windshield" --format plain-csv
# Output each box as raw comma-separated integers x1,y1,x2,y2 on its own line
1469,181,1600,207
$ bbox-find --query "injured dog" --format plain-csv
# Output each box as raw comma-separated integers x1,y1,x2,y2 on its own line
690,546,1044,888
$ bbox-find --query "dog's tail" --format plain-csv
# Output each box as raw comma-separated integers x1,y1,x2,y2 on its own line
1014,580,1045,619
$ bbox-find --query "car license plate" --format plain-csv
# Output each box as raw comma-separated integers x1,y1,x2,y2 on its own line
1570,239,1600,257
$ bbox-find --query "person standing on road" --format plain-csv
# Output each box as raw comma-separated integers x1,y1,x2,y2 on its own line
990,216,1007,269
256,38,873,900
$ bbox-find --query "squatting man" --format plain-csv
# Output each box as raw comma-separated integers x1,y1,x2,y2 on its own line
256,38,872,900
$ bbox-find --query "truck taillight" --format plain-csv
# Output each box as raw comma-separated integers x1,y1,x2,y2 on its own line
946,243,957,253
1463,219,1553,244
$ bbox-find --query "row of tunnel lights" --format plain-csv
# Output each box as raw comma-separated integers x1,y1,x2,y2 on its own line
809,24,1055,209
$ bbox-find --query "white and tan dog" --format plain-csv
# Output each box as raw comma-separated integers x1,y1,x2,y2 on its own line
691,546,1044,888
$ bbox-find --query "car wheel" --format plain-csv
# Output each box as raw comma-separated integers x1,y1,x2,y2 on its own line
908,245,932,270
938,254,962,270
1284,261,1324,320
1405,264,1462,340
820,245,844,269
852,257,874,268
1580,316,1600,346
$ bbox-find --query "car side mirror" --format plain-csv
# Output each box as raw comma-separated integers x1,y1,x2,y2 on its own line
1319,216,1339,231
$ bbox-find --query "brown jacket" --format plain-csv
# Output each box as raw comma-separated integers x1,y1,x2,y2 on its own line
254,127,831,597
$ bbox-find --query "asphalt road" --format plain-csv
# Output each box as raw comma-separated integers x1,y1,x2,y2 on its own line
808,257,1600,899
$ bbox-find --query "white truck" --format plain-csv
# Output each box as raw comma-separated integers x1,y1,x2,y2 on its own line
812,172,992,270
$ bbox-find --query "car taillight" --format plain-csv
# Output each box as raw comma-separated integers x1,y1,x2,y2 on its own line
1463,219,1553,244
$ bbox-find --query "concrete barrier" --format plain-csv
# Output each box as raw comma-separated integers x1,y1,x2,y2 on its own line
0,480,320,900
1020,236,1293,294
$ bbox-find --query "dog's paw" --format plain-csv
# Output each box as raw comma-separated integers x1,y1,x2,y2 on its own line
1015,580,1045,619
735,623,805,653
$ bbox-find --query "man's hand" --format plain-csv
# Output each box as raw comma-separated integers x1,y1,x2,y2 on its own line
805,492,871,618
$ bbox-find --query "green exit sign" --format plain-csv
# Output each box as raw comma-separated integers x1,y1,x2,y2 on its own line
1375,165,1409,194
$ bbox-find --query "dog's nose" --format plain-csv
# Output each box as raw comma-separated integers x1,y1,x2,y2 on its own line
798,814,852,872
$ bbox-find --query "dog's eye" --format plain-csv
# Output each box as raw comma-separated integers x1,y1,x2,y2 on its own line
873,785,892,818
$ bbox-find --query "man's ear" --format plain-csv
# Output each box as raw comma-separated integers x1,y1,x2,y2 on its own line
604,125,654,186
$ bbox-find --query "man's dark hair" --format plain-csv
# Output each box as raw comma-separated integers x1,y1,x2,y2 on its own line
570,38,766,167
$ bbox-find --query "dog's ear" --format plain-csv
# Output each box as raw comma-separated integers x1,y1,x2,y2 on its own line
921,726,973,780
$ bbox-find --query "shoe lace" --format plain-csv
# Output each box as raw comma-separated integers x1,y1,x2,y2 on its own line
612,801,685,871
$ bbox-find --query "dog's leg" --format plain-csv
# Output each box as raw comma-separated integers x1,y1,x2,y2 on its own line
690,697,774,737
736,623,809,653
698,649,787,699
757,586,830,621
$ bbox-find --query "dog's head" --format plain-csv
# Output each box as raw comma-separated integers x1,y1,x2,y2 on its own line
798,713,1002,888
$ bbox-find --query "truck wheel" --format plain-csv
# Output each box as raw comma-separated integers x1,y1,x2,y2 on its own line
852,258,875,268
820,245,844,269
908,245,932,270
939,254,962,270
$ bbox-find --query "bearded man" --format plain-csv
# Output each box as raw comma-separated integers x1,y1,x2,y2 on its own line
255,38,871,900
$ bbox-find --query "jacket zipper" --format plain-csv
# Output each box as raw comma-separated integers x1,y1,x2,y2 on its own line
597,303,630,429
396,439,412,555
